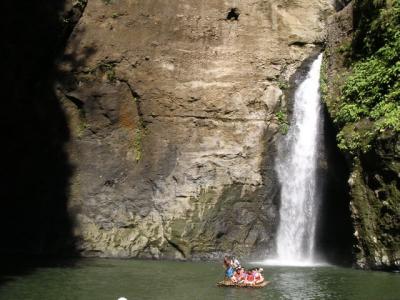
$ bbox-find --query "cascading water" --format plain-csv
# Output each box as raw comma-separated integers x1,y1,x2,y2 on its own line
272,54,324,266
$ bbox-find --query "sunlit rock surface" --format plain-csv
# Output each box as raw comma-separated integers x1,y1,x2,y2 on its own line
58,0,333,259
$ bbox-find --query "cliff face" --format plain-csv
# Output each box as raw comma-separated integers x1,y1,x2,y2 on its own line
323,1,400,270
58,0,332,259
1,0,88,256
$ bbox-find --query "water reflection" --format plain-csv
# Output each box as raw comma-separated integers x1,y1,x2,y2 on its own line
0,260,399,300
271,267,337,300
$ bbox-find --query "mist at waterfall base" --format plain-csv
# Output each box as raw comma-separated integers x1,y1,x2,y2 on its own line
265,54,328,267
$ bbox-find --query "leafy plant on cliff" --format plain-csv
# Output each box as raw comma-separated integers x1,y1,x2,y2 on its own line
73,0,87,9
276,110,289,135
278,80,289,90
97,61,117,82
335,0,400,153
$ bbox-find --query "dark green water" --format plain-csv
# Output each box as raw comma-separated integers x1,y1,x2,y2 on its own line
0,259,399,300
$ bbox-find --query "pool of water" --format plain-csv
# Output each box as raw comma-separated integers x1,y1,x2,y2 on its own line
0,259,399,300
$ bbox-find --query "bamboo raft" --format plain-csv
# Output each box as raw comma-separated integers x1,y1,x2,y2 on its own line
216,280,270,288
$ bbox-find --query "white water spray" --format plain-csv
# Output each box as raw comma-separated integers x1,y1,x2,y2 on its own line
271,54,324,266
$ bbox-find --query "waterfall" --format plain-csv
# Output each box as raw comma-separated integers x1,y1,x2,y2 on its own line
273,54,324,266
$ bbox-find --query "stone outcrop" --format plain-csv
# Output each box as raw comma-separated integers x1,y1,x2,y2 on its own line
323,2,400,270
58,0,333,259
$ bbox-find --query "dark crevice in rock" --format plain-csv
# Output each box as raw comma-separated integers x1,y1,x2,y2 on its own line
216,232,224,239
289,41,308,46
60,1,88,45
65,94,84,110
104,179,116,187
332,0,352,12
119,79,146,127
314,105,354,266
226,8,240,21
148,114,265,122
165,238,186,259
289,41,325,47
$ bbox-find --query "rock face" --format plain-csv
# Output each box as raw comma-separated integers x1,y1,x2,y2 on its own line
323,2,400,270
58,0,332,259
1,0,88,256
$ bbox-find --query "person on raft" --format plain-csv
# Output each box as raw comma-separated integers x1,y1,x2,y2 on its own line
223,256,264,285
234,267,265,285
231,256,241,269
223,256,236,281
248,267,265,285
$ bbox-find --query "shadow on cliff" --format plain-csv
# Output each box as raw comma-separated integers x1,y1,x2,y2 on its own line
0,0,94,284
314,106,354,266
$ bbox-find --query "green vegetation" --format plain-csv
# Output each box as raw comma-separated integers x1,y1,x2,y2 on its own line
336,41,352,55
77,119,89,138
320,55,329,103
77,107,88,138
276,109,289,134
77,60,119,83
112,12,123,19
278,80,289,90
334,0,400,153
97,61,117,82
322,0,400,269
73,0,87,9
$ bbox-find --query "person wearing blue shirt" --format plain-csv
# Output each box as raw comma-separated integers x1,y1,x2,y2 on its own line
223,256,236,282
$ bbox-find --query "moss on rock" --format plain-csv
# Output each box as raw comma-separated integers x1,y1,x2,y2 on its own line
323,0,400,270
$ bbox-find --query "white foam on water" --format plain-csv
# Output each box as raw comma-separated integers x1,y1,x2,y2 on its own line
257,258,330,268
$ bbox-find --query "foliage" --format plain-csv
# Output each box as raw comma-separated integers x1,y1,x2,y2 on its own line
336,41,352,55
89,61,118,82
97,61,117,82
320,56,328,96
276,110,289,134
354,0,400,56
278,80,289,90
320,54,338,112
334,0,400,153
77,119,89,138
76,105,88,138
73,0,87,9
337,124,374,154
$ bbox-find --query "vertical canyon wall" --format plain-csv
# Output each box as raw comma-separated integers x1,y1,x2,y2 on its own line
57,0,333,259
323,1,400,270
